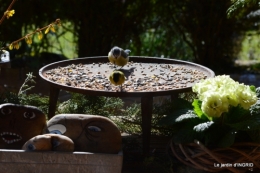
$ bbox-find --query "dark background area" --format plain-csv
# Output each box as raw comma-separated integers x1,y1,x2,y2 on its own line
0,0,259,74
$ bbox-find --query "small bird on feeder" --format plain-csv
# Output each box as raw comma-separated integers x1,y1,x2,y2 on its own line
109,70,125,91
108,46,131,69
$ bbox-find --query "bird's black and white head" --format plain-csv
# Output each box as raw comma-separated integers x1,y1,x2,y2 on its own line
111,46,121,59
113,71,121,83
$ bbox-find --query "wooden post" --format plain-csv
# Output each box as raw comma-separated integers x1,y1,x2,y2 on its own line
48,85,60,120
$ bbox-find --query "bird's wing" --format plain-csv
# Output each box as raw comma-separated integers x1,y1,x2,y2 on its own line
109,75,115,85
121,49,130,58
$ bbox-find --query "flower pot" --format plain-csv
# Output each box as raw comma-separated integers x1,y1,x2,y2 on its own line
170,140,260,173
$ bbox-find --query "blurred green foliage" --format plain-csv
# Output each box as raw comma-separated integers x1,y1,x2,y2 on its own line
0,90,50,118
0,0,259,73
227,0,259,17
238,30,260,61
57,93,125,117
0,72,50,115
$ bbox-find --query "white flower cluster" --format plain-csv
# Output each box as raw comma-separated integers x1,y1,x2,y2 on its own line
192,75,257,118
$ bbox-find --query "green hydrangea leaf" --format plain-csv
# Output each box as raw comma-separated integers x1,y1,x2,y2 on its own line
203,124,230,146
217,130,236,148
255,87,260,97
172,128,195,144
192,99,203,117
249,99,260,115
250,85,256,92
175,110,198,123
158,109,194,126
172,98,194,109
227,117,260,131
225,105,249,123
192,99,210,120
172,123,203,144
193,121,214,132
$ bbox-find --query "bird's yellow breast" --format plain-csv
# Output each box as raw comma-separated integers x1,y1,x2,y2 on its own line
115,56,129,67
108,52,116,65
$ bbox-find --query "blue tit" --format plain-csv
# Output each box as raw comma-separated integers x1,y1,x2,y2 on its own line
109,70,125,91
108,46,131,69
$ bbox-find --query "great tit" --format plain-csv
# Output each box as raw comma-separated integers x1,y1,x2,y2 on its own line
108,46,131,69
109,70,125,91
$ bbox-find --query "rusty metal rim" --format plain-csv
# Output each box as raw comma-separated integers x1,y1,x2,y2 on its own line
39,56,215,97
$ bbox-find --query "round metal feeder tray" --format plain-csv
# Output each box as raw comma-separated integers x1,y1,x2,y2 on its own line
39,56,215,97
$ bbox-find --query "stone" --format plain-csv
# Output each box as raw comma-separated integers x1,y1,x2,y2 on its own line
0,103,46,149
46,114,122,154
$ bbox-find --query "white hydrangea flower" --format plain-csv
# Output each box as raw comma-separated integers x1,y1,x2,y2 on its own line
219,83,239,107
201,92,229,118
192,75,257,118
236,84,257,109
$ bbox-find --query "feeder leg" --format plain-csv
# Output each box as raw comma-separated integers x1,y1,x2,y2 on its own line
48,86,60,120
141,96,153,156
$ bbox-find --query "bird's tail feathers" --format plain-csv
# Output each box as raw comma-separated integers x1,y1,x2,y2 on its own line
124,49,131,55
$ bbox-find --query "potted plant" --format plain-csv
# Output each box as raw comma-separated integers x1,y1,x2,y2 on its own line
161,75,260,172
